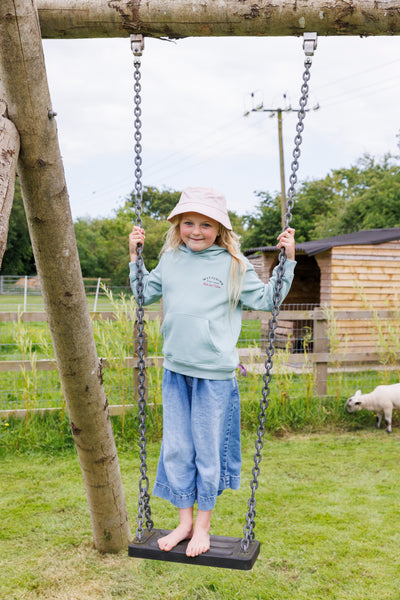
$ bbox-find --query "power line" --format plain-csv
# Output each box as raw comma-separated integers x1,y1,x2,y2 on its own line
244,92,319,227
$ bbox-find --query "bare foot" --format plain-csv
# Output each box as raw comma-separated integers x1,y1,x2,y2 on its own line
158,523,193,552
186,526,210,557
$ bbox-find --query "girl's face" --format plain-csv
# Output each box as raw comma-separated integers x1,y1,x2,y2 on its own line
180,212,220,252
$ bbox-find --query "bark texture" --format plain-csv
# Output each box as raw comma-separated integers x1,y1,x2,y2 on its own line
36,0,400,38
0,82,20,268
0,0,131,552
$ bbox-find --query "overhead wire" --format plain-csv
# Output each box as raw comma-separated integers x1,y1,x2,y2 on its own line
313,58,400,108
73,55,400,213
73,113,276,209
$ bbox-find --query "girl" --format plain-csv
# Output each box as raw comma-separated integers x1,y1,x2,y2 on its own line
129,186,296,558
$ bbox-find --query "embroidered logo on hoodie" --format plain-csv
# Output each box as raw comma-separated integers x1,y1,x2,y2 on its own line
203,276,224,289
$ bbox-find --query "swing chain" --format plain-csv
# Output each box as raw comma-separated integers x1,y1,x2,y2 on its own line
285,60,313,229
131,34,154,541
241,33,317,554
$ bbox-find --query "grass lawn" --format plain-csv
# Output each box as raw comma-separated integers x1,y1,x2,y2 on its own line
0,293,120,312
1,430,400,599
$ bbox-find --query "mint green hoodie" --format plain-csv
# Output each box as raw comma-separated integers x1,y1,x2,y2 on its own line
129,244,296,380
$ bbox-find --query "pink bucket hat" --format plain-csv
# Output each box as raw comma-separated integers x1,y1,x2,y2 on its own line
167,186,232,230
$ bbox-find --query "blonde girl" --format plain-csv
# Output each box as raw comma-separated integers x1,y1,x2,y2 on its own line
129,186,296,558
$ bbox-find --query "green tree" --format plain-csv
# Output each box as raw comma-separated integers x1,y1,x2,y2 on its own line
241,191,282,250
114,199,170,272
74,217,111,278
321,155,400,235
239,153,400,249
75,213,134,286
1,179,35,274
75,197,171,286
291,171,349,241
129,186,181,220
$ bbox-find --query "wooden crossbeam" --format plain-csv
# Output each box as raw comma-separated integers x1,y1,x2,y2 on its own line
36,0,400,39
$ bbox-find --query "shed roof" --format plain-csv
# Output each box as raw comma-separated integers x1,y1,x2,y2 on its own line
244,228,400,257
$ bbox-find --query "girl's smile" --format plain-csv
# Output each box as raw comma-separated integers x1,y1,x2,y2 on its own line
180,212,220,252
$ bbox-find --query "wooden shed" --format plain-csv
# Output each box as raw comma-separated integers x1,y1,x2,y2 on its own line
245,228,400,354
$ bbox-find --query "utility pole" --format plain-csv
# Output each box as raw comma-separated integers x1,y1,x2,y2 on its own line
277,107,286,229
244,93,319,229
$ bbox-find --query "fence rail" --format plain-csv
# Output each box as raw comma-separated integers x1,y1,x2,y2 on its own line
1,308,399,413
0,275,124,312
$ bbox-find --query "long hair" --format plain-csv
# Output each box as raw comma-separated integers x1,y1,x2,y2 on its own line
161,216,246,309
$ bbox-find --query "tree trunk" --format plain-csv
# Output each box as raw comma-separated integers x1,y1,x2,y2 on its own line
0,81,20,268
36,0,400,39
0,0,131,552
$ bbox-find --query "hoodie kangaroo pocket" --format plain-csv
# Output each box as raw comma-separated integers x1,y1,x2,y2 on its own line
162,312,222,366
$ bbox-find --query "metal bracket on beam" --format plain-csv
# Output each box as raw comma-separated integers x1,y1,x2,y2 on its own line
131,34,144,57
303,32,318,57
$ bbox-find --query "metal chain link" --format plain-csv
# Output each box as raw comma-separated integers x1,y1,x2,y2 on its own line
130,35,154,542
241,34,317,553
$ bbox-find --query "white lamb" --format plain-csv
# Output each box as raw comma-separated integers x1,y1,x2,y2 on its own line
346,383,400,433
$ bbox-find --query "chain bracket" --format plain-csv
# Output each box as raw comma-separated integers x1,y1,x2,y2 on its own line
303,32,318,57
131,34,144,57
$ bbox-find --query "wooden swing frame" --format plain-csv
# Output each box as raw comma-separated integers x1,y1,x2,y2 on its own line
1,0,399,555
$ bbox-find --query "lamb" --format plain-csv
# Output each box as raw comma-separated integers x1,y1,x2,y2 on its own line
346,383,400,433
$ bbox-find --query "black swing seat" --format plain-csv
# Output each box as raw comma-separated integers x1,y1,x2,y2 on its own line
128,528,260,570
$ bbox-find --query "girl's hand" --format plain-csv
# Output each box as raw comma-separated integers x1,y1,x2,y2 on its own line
277,227,295,261
129,226,145,262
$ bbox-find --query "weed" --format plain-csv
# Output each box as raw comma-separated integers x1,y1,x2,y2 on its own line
323,305,348,404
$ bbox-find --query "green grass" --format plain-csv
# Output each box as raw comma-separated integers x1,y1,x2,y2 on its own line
0,294,45,309
1,428,400,599
0,293,116,311
0,293,161,312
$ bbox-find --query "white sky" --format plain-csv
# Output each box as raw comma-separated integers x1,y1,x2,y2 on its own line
42,35,400,222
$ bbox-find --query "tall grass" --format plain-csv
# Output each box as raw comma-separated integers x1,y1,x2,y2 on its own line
356,283,400,385
92,286,136,433
301,326,315,413
273,338,295,419
3,288,399,436
370,301,400,384
323,305,349,404
14,312,39,430
146,318,163,436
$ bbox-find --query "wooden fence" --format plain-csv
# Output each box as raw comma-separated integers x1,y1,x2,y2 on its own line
1,308,398,413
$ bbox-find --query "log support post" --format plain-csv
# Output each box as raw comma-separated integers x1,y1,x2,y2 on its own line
0,81,20,268
0,0,131,552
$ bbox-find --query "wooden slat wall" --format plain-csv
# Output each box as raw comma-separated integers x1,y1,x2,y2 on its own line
248,253,276,282
329,241,400,353
249,241,400,354
315,251,331,306
330,241,400,309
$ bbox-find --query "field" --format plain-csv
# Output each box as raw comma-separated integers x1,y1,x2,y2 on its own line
0,291,129,312
1,424,400,600
2,286,398,418
2,286,400,598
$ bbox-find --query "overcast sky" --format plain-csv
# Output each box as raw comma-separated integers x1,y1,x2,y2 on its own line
42,35,400,222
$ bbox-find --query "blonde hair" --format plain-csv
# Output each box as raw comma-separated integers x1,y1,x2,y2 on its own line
161,216,246,309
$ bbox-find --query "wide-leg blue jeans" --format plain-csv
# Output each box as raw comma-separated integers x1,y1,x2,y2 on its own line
153,369,241,511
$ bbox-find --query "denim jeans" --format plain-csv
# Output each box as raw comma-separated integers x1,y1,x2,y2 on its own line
153,369,241,511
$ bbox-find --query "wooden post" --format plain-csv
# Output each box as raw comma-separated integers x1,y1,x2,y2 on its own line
35,0,400,39
277,108,286,231
0,80,20,268
313,309,328,396
0,0,131,552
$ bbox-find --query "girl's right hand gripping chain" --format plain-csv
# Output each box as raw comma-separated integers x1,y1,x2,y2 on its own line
129,226,145,262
